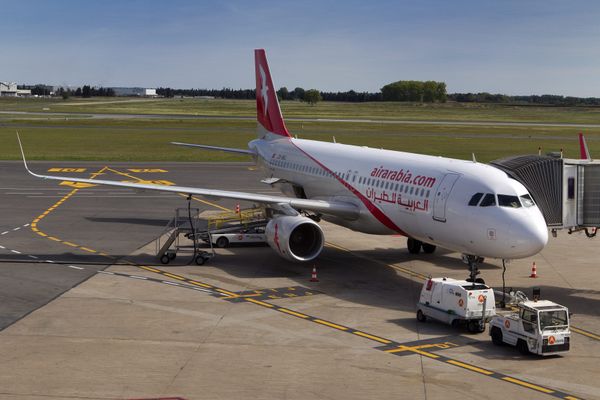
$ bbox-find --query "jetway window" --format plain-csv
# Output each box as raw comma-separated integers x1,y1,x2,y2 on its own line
520,194,535,207
468,193,483,206
568,177,575,199
479,193,496,207
498,195,521,208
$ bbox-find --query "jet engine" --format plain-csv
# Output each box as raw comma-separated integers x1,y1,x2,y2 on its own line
265,215,324,262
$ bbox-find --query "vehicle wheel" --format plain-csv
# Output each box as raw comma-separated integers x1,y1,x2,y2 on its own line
168,252,176,260
422,243,436,254
466,278,473,282
517,339,530,355
416,309,426,322
467,320,482,333
216,237,229,248
160,254,170,264
475,277,485,284
195,255,207,265
491,327,503,346
407,238,421,254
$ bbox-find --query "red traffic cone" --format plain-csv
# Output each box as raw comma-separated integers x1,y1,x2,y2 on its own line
310,265,319,282
529,262,538,278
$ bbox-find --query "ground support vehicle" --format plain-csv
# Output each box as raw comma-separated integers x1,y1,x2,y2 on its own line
202,225,267,248
416,277,496,333
489,299,570,355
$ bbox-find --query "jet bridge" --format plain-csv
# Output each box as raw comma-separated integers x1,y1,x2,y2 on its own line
491,155,600,233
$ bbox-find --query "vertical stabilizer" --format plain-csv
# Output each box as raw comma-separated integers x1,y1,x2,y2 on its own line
255,49,291,138
579,132,591,160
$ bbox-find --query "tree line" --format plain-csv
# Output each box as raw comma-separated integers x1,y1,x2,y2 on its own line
20,82,600,106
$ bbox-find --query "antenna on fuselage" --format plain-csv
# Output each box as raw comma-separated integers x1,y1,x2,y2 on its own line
472,153,477,162
333,136,336,143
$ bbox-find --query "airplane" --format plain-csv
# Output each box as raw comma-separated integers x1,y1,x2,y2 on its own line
18,49,548,282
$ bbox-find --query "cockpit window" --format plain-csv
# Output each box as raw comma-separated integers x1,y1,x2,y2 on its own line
520,194,535,207
479,193,496,207
468,193,483,206
498,194,522,208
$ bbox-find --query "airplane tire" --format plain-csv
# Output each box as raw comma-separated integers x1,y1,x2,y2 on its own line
407,238,422,254
160,254,170,264
216,237,229,248
491,327,503,346
422,243,436,254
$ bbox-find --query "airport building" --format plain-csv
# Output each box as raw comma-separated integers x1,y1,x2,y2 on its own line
0,82,31,97
111,87,157,97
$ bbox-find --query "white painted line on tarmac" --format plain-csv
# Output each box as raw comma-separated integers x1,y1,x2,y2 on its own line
1,231,9,235
45,260,55,263
23,224,29,227
67,265,84,270
128,275,148,280
28,255,38,259
97,271,114,275
0,245,5,249
12,227,20,231
162,281,181,286
11,249,21,254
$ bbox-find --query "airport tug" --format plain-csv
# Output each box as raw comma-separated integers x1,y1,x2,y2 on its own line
416,277,496,333
489,291,571,356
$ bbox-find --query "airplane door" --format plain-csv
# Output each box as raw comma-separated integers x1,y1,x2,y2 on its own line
432,173,460,222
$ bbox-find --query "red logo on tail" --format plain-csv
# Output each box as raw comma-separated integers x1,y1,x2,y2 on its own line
255,49,290,137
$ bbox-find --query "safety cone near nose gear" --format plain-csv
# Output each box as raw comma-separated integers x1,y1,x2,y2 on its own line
530,262,538,278
310,266,319,282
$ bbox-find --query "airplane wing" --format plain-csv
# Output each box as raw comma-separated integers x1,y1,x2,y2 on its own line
18,135,359,220
170,142,255,155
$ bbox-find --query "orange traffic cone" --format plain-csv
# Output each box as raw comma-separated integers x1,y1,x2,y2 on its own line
530,262,538,278
310,265,319,282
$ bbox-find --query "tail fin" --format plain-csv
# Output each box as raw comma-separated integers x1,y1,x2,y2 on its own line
255,49,290,138
579,132,591,160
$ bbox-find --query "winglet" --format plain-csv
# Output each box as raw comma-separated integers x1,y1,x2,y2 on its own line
579,132,591,160
16,132,42,178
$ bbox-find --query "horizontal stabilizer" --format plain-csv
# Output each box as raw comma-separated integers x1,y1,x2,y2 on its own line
261,177,284,185
171,142,254,155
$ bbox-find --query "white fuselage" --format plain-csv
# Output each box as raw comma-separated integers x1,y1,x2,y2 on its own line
249,135,548,259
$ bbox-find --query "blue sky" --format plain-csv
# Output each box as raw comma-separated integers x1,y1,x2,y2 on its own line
2,0,600,96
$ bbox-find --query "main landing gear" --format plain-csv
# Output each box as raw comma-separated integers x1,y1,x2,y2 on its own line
407,238,436,255
462,254,486,284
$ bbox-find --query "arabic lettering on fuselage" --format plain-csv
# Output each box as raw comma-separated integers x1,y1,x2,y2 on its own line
366,188,429,212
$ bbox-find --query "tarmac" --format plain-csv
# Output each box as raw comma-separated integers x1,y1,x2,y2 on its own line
0,161,599,400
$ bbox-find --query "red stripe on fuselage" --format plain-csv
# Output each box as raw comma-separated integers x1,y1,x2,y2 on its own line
288,140,408,236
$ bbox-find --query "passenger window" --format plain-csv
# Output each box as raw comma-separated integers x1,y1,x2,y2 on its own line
479,193,496,207
468,193,483,206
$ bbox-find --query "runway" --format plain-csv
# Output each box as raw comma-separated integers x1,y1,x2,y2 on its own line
4,109,600,128
0,161,599,399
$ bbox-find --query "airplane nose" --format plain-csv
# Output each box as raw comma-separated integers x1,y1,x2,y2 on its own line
509,212,548,257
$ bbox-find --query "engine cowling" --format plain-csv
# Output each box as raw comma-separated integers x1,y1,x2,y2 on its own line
265,215,324,262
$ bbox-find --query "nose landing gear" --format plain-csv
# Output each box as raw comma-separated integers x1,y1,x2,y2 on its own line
462,254,485,284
